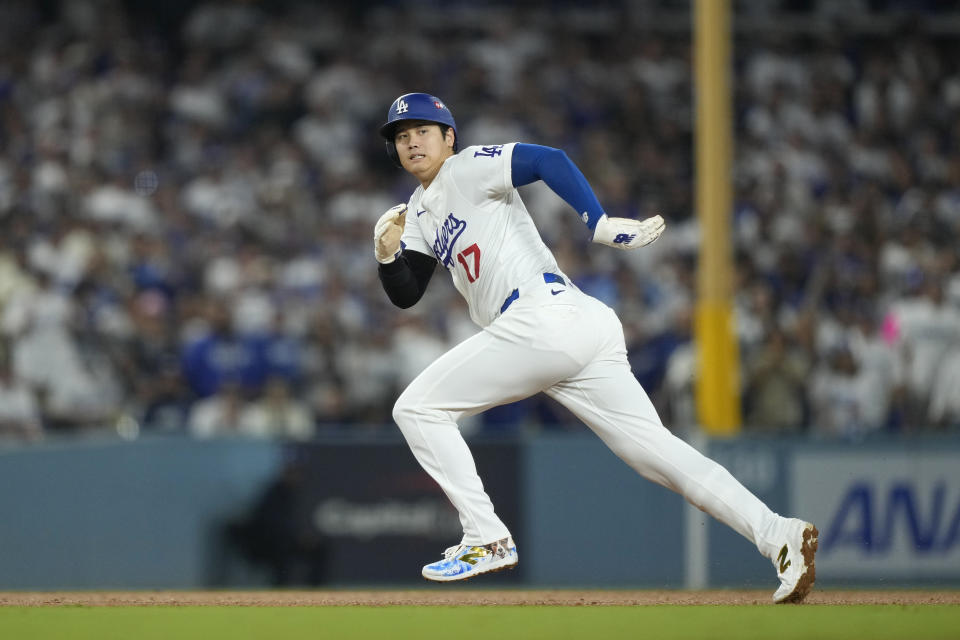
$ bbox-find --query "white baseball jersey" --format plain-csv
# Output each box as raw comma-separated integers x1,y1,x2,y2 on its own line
400,143,562,327
389,139,795,587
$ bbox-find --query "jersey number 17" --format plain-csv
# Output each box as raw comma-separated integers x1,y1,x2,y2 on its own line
456,243,481,283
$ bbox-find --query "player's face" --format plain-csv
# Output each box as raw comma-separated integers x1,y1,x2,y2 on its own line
393,122,456,187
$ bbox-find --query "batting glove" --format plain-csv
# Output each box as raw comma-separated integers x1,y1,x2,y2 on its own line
374,204,408,264
592,214,666,250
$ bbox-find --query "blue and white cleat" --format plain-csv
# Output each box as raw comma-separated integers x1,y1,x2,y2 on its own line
422,537,518,582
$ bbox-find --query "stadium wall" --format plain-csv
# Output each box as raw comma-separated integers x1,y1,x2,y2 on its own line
0,433,957,589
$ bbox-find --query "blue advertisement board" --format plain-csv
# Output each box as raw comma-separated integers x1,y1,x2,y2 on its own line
793,450,960,581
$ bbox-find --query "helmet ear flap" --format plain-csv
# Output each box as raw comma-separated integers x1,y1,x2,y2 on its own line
386,140,402,168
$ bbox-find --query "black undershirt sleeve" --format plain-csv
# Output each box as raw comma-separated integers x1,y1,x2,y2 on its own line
377,249,438,308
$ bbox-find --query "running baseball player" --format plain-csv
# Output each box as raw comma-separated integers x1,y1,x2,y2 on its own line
374,92,818,603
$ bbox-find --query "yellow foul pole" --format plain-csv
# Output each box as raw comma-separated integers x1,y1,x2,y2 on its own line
694,0,741,435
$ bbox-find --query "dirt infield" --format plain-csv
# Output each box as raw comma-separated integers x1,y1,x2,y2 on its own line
0,590,957,606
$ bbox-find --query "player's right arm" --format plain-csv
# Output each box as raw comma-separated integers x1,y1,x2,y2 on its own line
374,204,438,308
378,250,437,308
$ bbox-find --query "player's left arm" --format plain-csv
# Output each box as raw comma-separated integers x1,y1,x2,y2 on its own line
510,143,665,250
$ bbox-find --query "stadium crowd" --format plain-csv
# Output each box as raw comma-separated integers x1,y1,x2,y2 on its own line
1,0,959,443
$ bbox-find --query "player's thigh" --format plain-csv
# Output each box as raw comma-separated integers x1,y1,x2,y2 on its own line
544,357,695,490
397,327,582,419
546,356,664,434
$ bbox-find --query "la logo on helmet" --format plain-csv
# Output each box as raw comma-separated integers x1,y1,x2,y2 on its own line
396,99,409,114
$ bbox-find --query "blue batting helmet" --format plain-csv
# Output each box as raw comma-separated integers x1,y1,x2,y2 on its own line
379,93,458,167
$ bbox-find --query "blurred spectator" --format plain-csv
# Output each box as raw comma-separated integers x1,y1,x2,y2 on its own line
140,359,191,433
390,313,450,389
663,305,697,431
809,345,887,440
928,347,960,429
180,301,260,398
743,326,811,433
248,309,303,390
187,382,246,439
238,377,315,440
0,0,958,439
119,291,190,431
0,341,42,442
7,271,122,431
299,313,349,426
842,306,904,430
885,278,960,425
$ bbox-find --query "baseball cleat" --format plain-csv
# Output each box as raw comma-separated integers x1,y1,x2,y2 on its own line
772,519,818,604
422,537,518,582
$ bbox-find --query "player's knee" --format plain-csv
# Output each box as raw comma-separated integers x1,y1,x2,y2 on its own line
392,398,408,427
392,392,420,429
392,392,448,433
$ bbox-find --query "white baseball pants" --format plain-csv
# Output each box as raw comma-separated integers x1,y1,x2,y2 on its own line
392,277,785,559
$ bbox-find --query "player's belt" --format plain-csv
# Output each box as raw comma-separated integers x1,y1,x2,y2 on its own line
500,273,566,314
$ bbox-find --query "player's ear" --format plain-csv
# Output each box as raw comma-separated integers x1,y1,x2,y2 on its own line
444,126,456,151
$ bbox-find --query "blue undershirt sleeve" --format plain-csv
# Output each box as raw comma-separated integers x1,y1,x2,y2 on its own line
511,143,606,231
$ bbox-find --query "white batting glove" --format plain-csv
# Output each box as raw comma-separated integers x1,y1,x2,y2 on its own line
374,204,408,264
592,214,666,250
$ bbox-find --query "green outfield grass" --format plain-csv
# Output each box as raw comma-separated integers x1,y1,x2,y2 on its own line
1,605,958,640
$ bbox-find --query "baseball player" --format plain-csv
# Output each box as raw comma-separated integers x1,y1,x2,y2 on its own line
374,92,818,603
